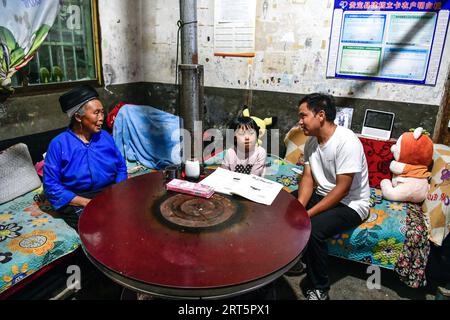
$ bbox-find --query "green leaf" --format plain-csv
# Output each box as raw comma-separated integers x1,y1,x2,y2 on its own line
26,24,51,58
9,48,25,67
0,27,19,53
0,47,6,71
0,27,24,80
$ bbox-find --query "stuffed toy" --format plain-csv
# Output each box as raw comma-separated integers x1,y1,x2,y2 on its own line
242,107,275,146
380,127,433,203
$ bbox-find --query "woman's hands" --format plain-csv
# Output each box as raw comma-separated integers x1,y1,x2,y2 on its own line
69,196,91,207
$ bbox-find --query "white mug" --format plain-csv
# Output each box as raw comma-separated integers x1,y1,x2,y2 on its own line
185,159,200,179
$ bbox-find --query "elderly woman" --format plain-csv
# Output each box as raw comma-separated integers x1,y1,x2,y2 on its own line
44,85,127,230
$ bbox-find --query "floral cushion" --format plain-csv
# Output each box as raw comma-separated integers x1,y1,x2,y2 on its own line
327,189,407,269
281,131,397,189
358,136,396,189
326,188,429,288
0,188,80,295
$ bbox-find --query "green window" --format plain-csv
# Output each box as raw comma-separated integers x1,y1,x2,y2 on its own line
12,0,100,89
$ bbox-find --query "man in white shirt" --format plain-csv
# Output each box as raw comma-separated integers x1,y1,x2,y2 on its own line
295,93,370,300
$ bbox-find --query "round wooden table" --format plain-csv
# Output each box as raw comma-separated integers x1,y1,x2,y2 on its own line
79,172,311,299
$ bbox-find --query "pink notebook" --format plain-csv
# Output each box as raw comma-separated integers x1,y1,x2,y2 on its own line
166,179,215,198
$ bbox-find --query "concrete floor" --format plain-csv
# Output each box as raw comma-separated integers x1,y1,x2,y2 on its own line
76,255,437,300
282,256,436,300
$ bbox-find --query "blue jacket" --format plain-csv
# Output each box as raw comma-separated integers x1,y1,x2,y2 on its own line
44,129,127,209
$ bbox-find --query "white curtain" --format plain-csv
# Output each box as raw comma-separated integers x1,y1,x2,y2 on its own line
0,0,60,93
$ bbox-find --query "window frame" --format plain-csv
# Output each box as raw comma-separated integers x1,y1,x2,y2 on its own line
11,0,103,97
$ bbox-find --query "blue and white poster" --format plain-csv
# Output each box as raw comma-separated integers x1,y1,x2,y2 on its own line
326,0,450,85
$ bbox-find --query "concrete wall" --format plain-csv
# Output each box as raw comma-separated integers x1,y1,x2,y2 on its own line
99,0,143,86
0,83,153,141
142,0,450,107
1,0,448,145
0,0,144,141
140,82,439,156
140,0,446,143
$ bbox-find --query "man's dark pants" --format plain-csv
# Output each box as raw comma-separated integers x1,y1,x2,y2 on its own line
293,191,364,291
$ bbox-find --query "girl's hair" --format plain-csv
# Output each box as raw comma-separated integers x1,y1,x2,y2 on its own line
229,116,260,139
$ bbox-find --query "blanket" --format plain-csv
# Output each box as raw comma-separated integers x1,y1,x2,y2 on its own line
113,104,181,170
0,188,80,295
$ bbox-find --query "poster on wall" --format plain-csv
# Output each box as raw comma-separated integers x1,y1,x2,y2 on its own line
335,107,354,129
213,0,257,57
326,0,450,85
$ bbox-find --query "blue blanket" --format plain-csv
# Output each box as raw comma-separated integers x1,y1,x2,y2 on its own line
113,105,181,170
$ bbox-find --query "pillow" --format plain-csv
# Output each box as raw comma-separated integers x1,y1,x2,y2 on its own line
358,136,396,189
422,144,450,246
0,143,42,204
284,126,308,165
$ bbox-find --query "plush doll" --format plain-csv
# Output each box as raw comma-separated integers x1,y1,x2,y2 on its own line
242,107,275,146
380,127,433,203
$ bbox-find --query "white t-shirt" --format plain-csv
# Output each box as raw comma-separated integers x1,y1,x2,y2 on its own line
304,126,370,220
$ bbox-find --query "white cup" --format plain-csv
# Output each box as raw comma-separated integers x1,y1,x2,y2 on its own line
185,159,200,179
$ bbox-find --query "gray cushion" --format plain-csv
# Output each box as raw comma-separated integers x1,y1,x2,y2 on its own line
0,143,41,204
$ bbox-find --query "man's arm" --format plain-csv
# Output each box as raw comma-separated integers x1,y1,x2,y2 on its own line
298,164,314,208
307,173,354,217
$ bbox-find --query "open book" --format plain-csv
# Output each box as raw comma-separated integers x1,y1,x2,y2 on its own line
200,167,284,206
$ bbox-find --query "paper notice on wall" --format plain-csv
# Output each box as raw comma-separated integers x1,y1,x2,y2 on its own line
214,0,257,57
326,0,450,86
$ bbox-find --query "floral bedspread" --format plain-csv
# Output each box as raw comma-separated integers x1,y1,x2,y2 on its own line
327,188,407,269
327,189,429,288
0,161,157,297
0,188,80,295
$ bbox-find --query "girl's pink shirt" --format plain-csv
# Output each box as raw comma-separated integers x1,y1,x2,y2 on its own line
221,146,267,176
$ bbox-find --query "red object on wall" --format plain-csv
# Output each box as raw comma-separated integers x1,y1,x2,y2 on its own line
358,136,397,189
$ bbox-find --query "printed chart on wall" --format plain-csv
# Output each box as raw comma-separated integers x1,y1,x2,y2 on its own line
326,0,450,85
214,0,257,57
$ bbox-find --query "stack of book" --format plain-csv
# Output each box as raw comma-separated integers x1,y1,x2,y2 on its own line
166,179,215,198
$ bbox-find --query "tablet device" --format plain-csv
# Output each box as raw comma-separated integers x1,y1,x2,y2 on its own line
361,109,395,141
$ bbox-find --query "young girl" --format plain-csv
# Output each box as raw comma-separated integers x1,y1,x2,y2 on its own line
222,116,267,176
